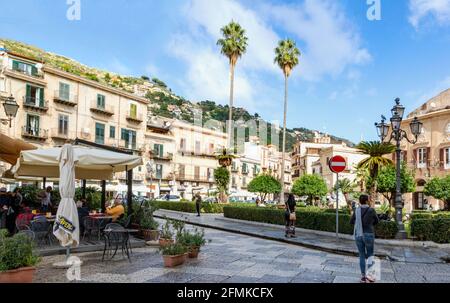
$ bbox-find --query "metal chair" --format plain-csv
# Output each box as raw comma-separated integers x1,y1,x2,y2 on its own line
30,219,52,246
15,216,32,232
102,223,128,261
19,229,35,241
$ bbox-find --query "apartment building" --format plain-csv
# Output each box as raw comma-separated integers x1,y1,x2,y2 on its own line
0,50,149,194
394,89,450,211
261,144,292,194
230,141,262,199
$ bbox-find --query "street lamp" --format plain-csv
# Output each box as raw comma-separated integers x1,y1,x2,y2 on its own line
146,160,154,198
375,98,423,239
2,95,19,128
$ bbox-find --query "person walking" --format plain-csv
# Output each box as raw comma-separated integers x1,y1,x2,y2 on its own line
41,186,53,213
285,194,296,238
194,193,202,217
350,194,379,283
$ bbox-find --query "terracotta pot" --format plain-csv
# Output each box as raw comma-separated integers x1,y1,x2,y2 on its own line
142,229,159,241
219,158,232,167
159,238,174,247
188,246,200,258
163,253,188,267
0,267,36,283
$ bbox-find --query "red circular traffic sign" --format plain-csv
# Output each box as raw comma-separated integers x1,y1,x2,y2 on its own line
329,155,347,173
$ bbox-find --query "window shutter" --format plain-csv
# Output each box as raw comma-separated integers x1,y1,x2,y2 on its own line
31,65,38,76
426,147,431,167
39,88,44,107
12,60,19,70
26,84,31,99
440,148,444,169
412,148,417,166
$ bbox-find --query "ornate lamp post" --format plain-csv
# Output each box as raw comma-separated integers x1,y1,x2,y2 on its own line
375,98,423,239
2,95,19,128
146,160,154,199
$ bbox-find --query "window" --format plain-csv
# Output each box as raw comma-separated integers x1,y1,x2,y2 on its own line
446,123,450,135
109,126,116,138
26,114,40,136
121,128,137,149
12,60,38,76
194,166,200,179
155,164,163,179
178,164,185,177
242,163,248,173
154,144,164,157
58,115,69,135
195,141,201,154
25,84,44,107
97,94,106,109
95,123,105,144
417,148,427,168
129,103,137,118
180,138,186,151
445,148,450,170
209,143,215,154
59,82,70,100
207,168,214,180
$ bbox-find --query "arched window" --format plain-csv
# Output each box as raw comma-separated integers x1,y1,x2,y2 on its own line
417,179,426,187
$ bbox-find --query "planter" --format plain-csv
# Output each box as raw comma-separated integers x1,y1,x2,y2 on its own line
218,158,232,167
0,267,36,283
131,223,142,238
142,229,159,241
188,246,200,258
163,253,188,267
159,238,174,247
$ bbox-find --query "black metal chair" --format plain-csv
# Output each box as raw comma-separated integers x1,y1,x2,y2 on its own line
102,223,129,261
19,229,35,241
30,219,52,246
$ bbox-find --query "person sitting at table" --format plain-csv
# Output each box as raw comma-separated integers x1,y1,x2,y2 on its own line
40,187,53,213
15,202,35,228
105,197,125,222
76,200,90,234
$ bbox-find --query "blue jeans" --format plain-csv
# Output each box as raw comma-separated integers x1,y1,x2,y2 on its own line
355,233,375,276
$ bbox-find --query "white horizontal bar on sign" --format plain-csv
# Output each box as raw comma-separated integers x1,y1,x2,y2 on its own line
330,162,346,166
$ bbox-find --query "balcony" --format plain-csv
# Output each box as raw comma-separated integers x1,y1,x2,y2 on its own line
11,65,44,78
50,129,76,141
115,172,144,182
21,126,48,141
23,97,49,112
146,173,172,181
242,169,249,175
174,173,215,183
147,121,171,133
53,91,78,106
231,167,239,172
149,151,173,161
90,102,114,116
179,149,216,158
126,111,144,124
118,140,137,151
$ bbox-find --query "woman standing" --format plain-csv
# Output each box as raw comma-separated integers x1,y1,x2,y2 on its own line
350,194,379,283
285,194,296,238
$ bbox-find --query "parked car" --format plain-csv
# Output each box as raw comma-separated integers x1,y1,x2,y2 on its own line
157,194,181,202
203,197,218,203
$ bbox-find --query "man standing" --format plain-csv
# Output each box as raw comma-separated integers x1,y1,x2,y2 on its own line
194,193,202,217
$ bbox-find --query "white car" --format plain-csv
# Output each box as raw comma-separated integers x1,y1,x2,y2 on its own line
157,194,181,202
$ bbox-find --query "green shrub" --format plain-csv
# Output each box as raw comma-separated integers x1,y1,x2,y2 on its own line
159,243,188,256
176,228,207,248
374,221,398,239
411,219,436,241
151,201,196,213
0,230,40,272
160,220,174,240
431,218,450,244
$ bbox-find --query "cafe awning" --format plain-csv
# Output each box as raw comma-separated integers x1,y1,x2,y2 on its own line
12,145,142,180
0,133,37,165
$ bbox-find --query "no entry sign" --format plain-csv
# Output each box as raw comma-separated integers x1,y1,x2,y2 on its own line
329,155,347,173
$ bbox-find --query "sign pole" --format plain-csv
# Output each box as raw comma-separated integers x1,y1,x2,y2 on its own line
335,173,339,240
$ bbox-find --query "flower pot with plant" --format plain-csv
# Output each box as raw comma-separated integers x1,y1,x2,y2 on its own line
177,228,207,259
160,243,188,267
140,212,160,241
0,230,40,283
159,219,174,247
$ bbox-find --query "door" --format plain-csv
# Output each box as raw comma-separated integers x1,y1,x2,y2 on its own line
414,192,425,210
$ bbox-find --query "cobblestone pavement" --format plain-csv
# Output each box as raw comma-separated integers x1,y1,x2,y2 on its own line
34,223,450,283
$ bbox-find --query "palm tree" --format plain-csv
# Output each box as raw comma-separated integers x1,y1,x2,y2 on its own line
217,21,248,151
356,141,395,206
334,178,357,209
274,39,301,204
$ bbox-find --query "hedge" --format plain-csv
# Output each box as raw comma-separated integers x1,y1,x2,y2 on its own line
411,218,450,243
374,221,398,239
150,201,243,214
410,211,450,220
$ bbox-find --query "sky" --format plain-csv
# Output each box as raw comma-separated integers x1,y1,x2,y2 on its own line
1,0,449,143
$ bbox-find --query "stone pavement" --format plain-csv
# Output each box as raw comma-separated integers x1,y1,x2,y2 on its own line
154,210,450,264
33,222,450,283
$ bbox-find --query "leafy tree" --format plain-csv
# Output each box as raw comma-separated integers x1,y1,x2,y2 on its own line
217,21,248,151
424,176,450,210
356,141,395,206
152,77,167,88
292,174,328,205
247,174,282,203
214,167,230,203
334,178,357,208
274,38,300,204
375,163,416,206
141,75,150,81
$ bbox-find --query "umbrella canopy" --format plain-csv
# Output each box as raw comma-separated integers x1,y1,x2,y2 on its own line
12,145,142,180
53,144,79,247
0,133,36,165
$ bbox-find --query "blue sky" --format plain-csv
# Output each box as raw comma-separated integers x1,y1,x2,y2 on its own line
1,0,449,143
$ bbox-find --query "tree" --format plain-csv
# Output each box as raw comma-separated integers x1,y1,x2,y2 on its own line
375,163,416,206
424,176,450,210
334,178,357,208
248,174,282,203
292,174,328,206
274,38,301,205
141,75,150,81
214,167,230,203
217,21,248,151
356,141,395,206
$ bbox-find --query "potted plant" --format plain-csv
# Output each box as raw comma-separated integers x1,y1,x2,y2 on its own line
159,220,174,247
177,228,207,259
160,243,188,267
140,213,160,241
0,230,40,283
216,148,236,167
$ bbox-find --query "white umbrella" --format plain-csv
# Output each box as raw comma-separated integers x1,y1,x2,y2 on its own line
53,144,79,248
11,145,142,180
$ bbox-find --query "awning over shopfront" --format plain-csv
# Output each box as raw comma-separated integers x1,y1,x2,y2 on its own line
0,133,36,165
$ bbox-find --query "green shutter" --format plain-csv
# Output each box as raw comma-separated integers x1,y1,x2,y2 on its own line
160,144,164,157
39,88,44,107
31,65,38,76
130,104,137,118
26,84,31,102
12,60,19,70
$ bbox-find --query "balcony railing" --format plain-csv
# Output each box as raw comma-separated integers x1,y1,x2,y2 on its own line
90,102,115,116
50,129,76,141
10,66,44,79
21,126,48,140
146,122,171,133
149,151,173,161
146,173,173,180
119,140,137,151
53,90,78,106
174,173,215,183
126,111,144,123
23,97,49,111
178,149,216,158
115,172,144,181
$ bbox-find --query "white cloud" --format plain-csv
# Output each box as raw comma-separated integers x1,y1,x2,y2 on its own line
409,0,450,29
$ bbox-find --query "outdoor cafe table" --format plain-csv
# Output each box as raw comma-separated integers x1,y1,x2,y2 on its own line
102,228,139,261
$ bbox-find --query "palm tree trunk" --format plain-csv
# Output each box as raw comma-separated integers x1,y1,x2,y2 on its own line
280,73,288,205
228,62,235,151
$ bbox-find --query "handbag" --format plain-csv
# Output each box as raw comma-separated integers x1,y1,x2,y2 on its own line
289,211,296,221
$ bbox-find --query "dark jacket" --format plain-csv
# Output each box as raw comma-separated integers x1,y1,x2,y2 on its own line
350,206,379,234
